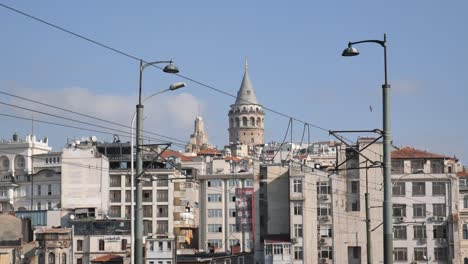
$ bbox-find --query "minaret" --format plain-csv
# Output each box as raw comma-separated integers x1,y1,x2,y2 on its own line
228,61,264,146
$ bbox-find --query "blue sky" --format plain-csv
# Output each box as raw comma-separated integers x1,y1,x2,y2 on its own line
0,1,467,163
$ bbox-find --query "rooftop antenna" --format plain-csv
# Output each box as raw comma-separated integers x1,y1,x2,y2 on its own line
31,113,34,136
244,57,248,71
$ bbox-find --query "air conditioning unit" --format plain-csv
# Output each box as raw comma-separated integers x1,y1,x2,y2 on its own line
394,216,404,223
319,238,326,244
320,194,329,200
320,258,329,264
428,216,436,222
290,237,298,243
320,215,330,221
417,238,427,244
438,216,445,221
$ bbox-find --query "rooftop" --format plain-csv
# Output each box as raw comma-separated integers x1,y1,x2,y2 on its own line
391,147,452,160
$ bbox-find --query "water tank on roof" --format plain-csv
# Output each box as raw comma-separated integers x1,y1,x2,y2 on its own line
13,133,18,142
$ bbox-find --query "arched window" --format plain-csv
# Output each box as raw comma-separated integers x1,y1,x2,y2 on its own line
230,118,234,127
61,253,66,264
250,117,255,127
0,156,9,170
242,107,246,112
242,117,248,127
235,117,240,127
256,117,261,127
38,253,45,264
48,252,55,264
15,155,25,170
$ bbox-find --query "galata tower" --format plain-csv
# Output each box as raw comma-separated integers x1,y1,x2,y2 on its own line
228,62,264,146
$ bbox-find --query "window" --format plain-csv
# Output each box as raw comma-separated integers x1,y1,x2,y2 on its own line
351,181,359,193
413,225,426,239
77,259,82,264
229,209,236,217
61,253,66,264
208,224,222,233
229,239,240,247
48,253,55,264
228,179,239,187
250,117,255,127
413,204,426,218
207,239,222,249
433,204,446,217
431,160,444,173
157,221,168,234
47,184,52,195
318,204,332,216
158,241,163,251
208,209,222,218
411,160,424,173
37,202,42,210
293,179,302,193
121,239,127,250
157,190,168,202
237,257,244,264
414,248,427,261
412,182,425,196
38,253,45,264
393,204,406,217
77,240,83,251
245,179,253,187
207,180,222,188
294,246,303,260
393,226,407,240
352,247,361,259
434,247,447,261
392,160,404,174
294,224,303,237
393,248,407,261
157,205,168,217
143,190,152,202
319,246,332,259
433,182,446,196
47,201,52,210
464,224,468,240
167,241,171,251
273,244,283,255
242,117,247,127
265,244,272,255
16,155,25,169
464,196,468,209
319,226,332,237
229,224,237,232
143,205,152,217
230,194,236,202
99,239,105,251
392,182,405,196
293,201,302,215
433,225,447,238
208,194,222,202
38,185,42,196
317,181,331,194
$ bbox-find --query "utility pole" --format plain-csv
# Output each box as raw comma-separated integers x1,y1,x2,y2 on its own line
365,161,372,264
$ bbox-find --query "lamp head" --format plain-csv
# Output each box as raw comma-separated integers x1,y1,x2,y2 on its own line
169,82,186,91
163,62,179,74
342,43,360,57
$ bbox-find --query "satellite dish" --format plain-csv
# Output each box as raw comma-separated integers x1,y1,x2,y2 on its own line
75,140,80,145
91,136,97,142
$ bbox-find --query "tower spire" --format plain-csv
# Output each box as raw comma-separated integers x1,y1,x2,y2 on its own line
244,58,248,71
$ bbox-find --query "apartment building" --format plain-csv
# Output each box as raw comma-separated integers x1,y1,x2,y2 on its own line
196,157,254,253
458,169,468,263
254,163,326,264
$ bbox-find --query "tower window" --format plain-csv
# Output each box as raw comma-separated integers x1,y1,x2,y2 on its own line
242,117,248,127
235,117,240,127
250,117,255,127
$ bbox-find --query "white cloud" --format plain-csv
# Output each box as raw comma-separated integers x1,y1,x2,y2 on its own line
393,80,421,95
6,86,202,144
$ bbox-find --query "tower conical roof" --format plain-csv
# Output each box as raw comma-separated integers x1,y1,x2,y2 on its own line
234,62,258,105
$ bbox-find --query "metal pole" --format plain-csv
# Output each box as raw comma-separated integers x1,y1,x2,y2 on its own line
131,113,136,263
135,59,144,264
365,162,372,264
382,33,393,264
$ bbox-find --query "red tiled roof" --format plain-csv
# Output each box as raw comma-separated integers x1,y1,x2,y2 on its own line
264,234,290,243
225,156,242,163
391,147,451,159
91,254,123,262
160,149,193,162
457,172,468,177
197,148,222,155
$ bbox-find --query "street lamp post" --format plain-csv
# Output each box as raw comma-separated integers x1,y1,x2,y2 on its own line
342,34,392,264
134,59,180,264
